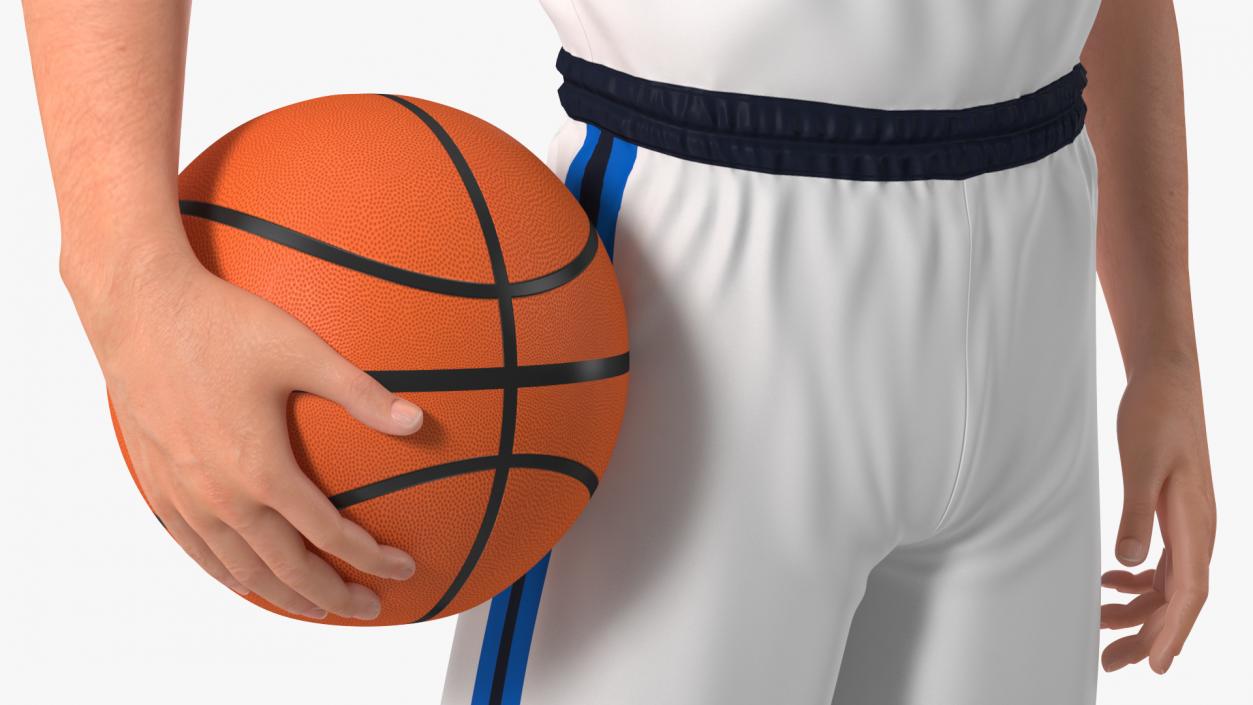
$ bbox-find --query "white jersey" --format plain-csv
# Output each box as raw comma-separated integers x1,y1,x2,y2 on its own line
541,0,1100,108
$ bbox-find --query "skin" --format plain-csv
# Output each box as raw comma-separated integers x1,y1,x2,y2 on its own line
23,0,1213,674
1082,0,1216,675
22,0,422,622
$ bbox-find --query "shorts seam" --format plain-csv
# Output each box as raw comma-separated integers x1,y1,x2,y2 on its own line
932,180,975,534
567,0,596,61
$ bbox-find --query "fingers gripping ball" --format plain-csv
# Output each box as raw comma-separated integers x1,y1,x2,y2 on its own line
109,94,630,625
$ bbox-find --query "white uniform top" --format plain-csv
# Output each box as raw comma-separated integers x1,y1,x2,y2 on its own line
540,0,1101,109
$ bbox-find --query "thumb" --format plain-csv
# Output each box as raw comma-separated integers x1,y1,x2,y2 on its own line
1115,472,1163,566
296,340,423,437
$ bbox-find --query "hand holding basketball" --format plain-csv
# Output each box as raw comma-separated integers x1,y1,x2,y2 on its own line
67,235,421,621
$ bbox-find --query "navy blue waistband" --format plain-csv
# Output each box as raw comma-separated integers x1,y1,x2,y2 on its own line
555,49,1087,181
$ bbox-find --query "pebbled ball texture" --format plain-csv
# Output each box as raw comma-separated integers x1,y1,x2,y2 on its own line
108,94,629,626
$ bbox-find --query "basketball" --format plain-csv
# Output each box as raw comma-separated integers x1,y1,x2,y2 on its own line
108,94,629,626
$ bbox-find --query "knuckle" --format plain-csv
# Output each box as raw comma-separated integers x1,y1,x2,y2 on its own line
1181,584,1209,604
215,500,261,532
246,470,282,504
228,563,265,587
1121,498,1156,520
343,369,382,404
162,447,204,474
1172,588,1207,614
323,589,356,615
267,552,310,585
308,517,349,553
189,472,238,513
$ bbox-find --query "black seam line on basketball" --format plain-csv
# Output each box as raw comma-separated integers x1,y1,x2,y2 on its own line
381,94,521,624
490,575,527,705
328,453,598,509
178,201,598,299
579,129,615,223
368,352,629,392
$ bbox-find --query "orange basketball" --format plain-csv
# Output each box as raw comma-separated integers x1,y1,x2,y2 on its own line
108,94,629,626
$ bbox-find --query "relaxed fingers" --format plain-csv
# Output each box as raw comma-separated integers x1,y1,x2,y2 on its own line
1148,592,1203,674
228,506,382,620
257,460,415,581
1149,481,1213,672
1102,632,1151,672
190,513,326,619
1101,591,1165,629
1101,568,1156,594
288,330,423,437
154,500,249,596
1148,568,1207,673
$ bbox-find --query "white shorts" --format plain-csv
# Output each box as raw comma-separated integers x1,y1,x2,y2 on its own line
442,51,1101,705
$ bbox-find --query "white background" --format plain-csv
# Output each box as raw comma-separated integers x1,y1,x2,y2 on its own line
1,2,1249,703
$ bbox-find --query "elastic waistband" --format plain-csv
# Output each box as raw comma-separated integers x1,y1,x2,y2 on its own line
555,49,1087,181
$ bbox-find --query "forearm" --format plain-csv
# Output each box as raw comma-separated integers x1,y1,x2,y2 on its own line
23,0,192,299
1082,0,1195,380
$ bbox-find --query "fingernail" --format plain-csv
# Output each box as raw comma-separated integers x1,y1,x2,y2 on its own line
357,598,381,621
230,585,250,597
392,554,416,580
304,608,327,620
1116,538,1145,563
390,399,423,428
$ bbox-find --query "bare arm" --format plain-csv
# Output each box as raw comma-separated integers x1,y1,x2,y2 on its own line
1082,0,1215,675
26,0,191,300
24,0,421,620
